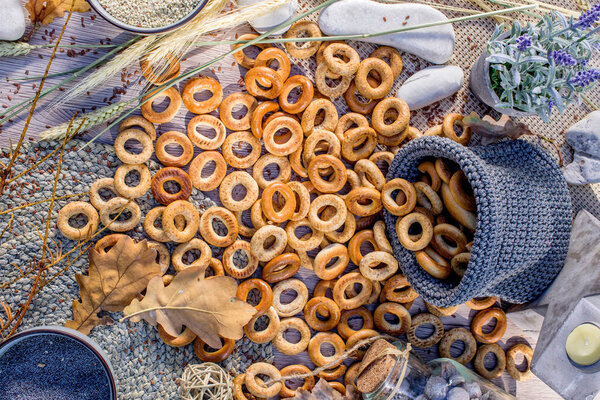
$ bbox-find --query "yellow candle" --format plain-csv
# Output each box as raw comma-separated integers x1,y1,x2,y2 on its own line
565,323,600,366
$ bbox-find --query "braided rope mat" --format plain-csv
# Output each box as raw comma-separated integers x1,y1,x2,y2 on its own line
0,141,272,399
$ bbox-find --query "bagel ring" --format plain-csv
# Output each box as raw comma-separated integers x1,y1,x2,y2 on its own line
250,225,288,262
279,75,314,114
272,278,308,317
244,306,280,344
172,238,212,272
355,58,394,99
113,129,153,164
162,200,199,243
407,313,445,348
337,307,374,340
155,131,194,167
506,343,534,381
371,97,410,137
182,76,222,114
194,337,235,363
308,332,345,367
382,178,417,216
187,114,226,150
151,167,192,205
141,86,181,124
374,302,411,335
219,92,257,131
439,328,477,364
188,151,227,191
475,343,507,379
395,212,434,251
471,307,507,344
304,296,341,331
274,317,310,355
262,253,301,283
443,113,472,145
222,240,259,279
89,178,118,210
199,206,239,247
416,247,451,279
244,363,282,398
333,272,372,310
382,274,419,303
58,201,99,240
113,163,151,199
465,296,497,310
99,197,141,232
219,171,259,212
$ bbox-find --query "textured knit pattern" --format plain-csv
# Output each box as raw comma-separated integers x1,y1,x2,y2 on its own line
383,136,573,307
0,140,273,399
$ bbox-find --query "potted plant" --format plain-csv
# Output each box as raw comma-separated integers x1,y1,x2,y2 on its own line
470,4,600,121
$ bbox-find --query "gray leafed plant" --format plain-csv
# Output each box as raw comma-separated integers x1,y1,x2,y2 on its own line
486,3,600,121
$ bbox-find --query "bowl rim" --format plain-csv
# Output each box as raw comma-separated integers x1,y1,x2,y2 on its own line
0,326,118,399
87,0,210,35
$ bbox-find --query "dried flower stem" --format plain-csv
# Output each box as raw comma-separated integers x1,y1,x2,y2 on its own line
0,193,85,216
0,7,74,195
0,37,139,127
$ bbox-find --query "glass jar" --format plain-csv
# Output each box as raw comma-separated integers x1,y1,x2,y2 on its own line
362,341,515,400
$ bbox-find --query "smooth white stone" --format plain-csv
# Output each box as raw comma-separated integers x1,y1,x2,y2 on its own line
565,110,600,158
238,0,297,35
318,0,455,64
0,0,26,41
564,152,600,185
396,65,463,109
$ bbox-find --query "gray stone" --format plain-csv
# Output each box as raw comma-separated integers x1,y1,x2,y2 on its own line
424,376,448,400
564,152,600,185
565,110,600,158
396,65,463,109
447,387,470,400
462,382,482,398
0,0,26,41
238,0,297,35
318,0,455,64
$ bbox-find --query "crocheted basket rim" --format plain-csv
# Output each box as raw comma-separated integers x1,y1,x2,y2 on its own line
383,136,564,305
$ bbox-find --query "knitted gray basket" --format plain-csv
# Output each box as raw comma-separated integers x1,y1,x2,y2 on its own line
383,136,572,307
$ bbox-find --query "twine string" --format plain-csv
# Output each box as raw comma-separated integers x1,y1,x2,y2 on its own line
267,335,397,384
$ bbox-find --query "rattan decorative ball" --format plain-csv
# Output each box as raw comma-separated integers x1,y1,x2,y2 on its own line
179,362,233,400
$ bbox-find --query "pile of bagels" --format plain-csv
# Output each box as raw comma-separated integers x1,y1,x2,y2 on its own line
57,19,533,399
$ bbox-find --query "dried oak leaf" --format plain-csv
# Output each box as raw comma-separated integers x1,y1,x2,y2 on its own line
65,236,162,335
25,0,91,25
123,266,256,349
462,112,532,145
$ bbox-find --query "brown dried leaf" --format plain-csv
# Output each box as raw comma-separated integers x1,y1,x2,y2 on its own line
65,236,161,334
25,0,91,25
462,112,532,145
123,266,256,348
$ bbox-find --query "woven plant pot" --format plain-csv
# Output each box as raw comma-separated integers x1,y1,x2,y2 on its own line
383,136,572,307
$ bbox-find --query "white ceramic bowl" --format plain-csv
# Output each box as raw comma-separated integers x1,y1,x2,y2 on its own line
87,0,210,34
0,326,117,399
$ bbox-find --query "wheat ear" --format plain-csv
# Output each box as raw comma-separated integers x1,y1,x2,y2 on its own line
56,35,157,107
0,42,39,58
146,0,290,67
39,101,129,141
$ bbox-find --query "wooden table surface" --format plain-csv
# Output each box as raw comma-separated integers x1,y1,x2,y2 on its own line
0,1,579,398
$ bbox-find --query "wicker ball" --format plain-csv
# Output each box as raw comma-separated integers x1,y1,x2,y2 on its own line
179,363,233,400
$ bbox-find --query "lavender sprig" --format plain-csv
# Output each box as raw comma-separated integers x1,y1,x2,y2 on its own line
486,2,600,121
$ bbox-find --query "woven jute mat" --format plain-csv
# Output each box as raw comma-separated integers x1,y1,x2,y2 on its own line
0,141,273,399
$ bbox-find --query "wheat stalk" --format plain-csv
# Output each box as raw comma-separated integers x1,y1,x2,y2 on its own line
56,36,157,107
146,0,290,67
0,42,38,58
39,101,129,141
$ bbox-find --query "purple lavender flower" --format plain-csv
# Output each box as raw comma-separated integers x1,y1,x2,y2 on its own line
580,58,590,66
516,34,532,51
551,50,577,66
547,100,556,112
570,69,600,87
574,2,600,29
